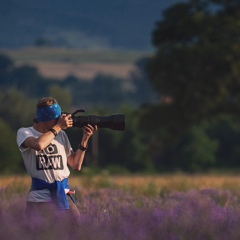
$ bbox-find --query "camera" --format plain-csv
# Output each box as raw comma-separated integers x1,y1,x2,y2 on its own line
69,109,125,131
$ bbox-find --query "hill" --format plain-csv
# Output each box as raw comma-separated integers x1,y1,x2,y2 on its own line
0,0,184,50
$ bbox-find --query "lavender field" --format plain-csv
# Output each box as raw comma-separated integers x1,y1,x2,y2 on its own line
1,174,240,240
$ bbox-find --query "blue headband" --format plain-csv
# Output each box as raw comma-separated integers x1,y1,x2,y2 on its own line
36,103,62,122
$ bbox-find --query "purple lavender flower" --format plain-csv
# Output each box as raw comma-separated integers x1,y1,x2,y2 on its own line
2,187,240,240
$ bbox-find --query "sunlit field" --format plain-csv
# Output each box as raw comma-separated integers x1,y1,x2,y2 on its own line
1,47,150,79
1,173,240,240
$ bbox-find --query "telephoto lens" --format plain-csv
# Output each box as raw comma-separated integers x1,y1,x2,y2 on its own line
64,109,125,131
72,114,125,131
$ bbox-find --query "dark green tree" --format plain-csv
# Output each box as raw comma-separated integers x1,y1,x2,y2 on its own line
206,116,240,168
91,74,126,108
0,117,24,174
0,88,36,130
129,57,157,106
48,85,72,111
178,125,219,172
0,53,14,88
11,65,47,97
141,0,240,140
97,105,154,172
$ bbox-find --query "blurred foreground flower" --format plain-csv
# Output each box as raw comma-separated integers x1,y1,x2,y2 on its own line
1,188,240,240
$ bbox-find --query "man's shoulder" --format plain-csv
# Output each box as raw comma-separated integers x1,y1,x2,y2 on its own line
17,126,33,134
16,127,34,148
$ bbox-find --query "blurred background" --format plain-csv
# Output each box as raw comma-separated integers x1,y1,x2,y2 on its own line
1,0,240,175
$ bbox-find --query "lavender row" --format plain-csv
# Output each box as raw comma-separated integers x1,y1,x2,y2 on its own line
1,188,240,240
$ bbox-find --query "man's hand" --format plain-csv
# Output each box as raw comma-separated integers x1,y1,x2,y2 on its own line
57,114,73,130
82,124,98,141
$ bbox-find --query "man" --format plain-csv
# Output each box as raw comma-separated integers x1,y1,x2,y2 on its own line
16,97,97,218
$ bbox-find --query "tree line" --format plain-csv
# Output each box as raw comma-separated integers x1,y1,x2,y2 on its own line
1,0,240,174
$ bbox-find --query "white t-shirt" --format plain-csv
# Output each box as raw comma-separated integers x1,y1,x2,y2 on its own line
17,127,72,202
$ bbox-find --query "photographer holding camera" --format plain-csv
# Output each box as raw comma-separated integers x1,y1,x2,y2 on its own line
16,97,97,218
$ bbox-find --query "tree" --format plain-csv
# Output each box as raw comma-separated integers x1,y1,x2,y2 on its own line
91,74,125,108
11,65,47,96
178,125,219,172
0,53,13,72
128,57,158,106
97,105,154,172
48,85,72,111
0,117,23,173
0,53,14,88
0,88,36,130
206,116,240,168
141,0,240,140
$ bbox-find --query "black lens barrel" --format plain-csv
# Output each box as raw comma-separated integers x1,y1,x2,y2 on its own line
73,114,125,131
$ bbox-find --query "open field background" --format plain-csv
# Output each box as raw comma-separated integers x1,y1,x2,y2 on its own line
2,173,240,196
1,47,151,79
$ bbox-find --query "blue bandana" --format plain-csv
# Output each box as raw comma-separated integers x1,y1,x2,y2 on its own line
36,103,62,122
